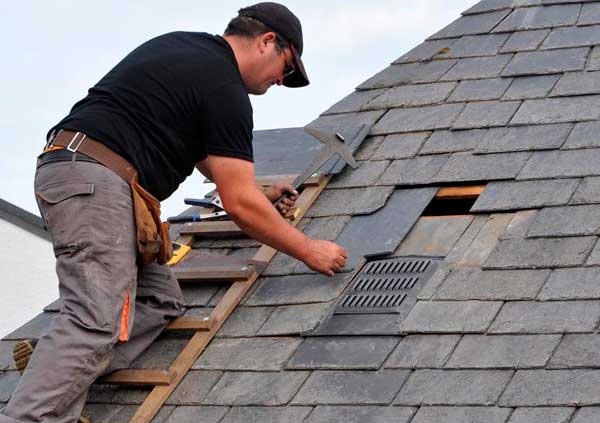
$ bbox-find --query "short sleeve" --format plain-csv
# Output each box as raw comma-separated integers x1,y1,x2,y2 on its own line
203,82,254,161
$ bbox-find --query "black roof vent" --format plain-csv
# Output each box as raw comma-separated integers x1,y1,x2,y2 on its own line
335,257,439,314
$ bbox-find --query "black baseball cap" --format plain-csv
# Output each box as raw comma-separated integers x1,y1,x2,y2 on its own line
238,2,309,87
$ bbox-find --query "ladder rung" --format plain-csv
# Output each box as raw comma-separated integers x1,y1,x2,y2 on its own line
180,221,244,237
166,316,212,331
175,265,255,282
98,369,177,386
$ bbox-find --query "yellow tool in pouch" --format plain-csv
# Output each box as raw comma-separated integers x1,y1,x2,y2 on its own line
167,242,192,266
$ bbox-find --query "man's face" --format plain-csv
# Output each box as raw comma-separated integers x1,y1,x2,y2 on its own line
246,36,295,95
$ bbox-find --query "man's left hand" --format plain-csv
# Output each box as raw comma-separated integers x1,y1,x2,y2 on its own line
264,183,298,216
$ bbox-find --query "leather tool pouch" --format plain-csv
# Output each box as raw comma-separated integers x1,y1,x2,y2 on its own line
130,174,173,265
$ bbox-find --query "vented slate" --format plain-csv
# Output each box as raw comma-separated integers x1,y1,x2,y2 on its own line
336,257,440,314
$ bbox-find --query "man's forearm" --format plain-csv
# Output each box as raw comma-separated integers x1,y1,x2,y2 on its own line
224,186,309,260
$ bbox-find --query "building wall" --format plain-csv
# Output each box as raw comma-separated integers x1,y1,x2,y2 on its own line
0,219,57,338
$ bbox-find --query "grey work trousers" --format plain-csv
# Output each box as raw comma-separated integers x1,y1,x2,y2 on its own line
0,159,184,423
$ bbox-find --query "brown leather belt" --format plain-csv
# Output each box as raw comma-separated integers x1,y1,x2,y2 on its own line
47,130,137,183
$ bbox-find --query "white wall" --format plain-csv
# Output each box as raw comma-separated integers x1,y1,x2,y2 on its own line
0,219,58,338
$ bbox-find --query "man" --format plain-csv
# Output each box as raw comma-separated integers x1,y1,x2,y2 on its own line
0,3,348,423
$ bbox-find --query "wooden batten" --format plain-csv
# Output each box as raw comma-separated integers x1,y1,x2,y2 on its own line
435,185,485,200
99,369,176,386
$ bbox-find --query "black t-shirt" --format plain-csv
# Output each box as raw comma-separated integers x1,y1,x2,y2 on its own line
50,32,254,201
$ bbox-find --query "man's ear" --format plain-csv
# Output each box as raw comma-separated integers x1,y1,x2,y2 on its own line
257,32,277,52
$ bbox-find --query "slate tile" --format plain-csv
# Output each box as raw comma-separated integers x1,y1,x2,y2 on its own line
81,404,163,423
572,408,600,423
527,205,600,237
0,341,16,371
440,55,513,81
371,103,465,135
500,370,600,406
354,136,384,160
445,216,489,265
328,160,389,188
500,29,551,53
563,121,600,149
502,74,559,100
160,406,228,423
416,263,453,301
262,252,298,276
508,407,575,423
366,82,457,109
371,133,429,160
542,25,600,49
247,272,350,306
400,301,503,333
305,186,394,217
394,216,473,257
378,155,448,185
435,34,510,59
447,335,561,368
384,335,461,368
553,71,600,97
587,46,600,70
193,337,301,371
301,216,350,242
502,48,589,77
579,3,600,26
573,177,600,204
321,88,386,115
474,123,571,154
453,100,521,130
181,285,221,307
220,406,312,423
3,311,56,340
394,370,513,406
549,334,600,368
433,151,530,182
420,129,487,154
462,0,514,15
110,385,150,405
501,210,539,239
539,267,600,300
472,179,579,212
435,268,550,301
455,213,513,267
203,371,309,406
291,370,410,405
216,306,273,338
306,406,416,423
286,336,400,370
334,188,438,268
394,39,457,64
484,237,597,269
0,371,19,403
130,334,188,369
448,78,512,102
489,301,600,333
163,370,223,405
587,238,600,265
411,406,512,423
518,149,600,179
357,60,458,90
429,10,512,39
310,313,404,336
86,384,119,404
257,303,331,336
493,4,580,32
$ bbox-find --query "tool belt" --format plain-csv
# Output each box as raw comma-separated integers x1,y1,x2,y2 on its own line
46,130,173,265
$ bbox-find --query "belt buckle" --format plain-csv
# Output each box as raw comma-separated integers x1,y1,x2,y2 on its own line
66,132,87,153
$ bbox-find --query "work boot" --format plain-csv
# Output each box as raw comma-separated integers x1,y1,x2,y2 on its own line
12,339,37,374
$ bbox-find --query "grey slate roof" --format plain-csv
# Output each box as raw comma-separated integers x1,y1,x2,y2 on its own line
6,1,600,422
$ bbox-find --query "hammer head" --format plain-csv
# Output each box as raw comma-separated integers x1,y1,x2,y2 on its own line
304,126,358,169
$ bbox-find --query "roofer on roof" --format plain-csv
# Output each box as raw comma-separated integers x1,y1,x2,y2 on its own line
0,3,348,422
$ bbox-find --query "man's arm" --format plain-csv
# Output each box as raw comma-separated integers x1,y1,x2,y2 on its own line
202,154,347,276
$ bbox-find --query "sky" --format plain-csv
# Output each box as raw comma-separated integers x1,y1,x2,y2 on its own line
0,0,475,220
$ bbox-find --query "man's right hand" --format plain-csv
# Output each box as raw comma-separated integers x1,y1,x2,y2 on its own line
301,239,348,277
